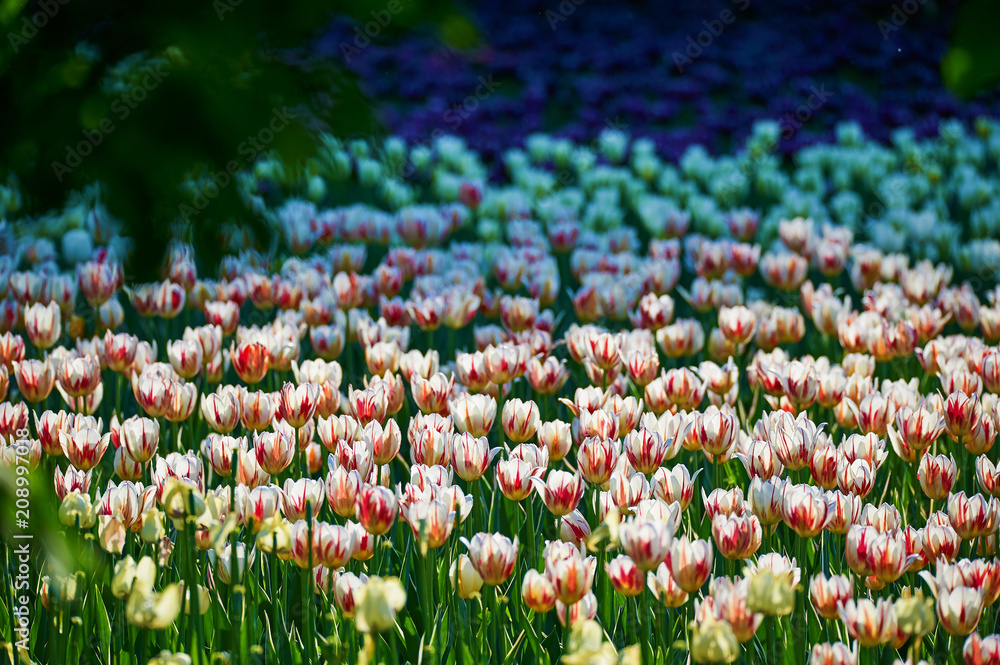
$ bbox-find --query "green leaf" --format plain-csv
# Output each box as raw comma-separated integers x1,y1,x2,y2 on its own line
96,593,112,664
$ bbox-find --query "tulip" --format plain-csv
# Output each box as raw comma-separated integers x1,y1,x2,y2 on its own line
231,341,269,384
59,491,97,528
280,478,324,522
651,465,698,510
718,305,756,345
11,358,56,403
334,571,367,617
665,535,713,593
810,573,854,620
949,492,999,540
253,430,296,476
451,432,500,482
356,484,397,536
277,381,321,428
24,301,61,350
354,576,406,634
501,398,540,443
401,499,455,550
449,393,496,438
837,598,897,647
349,385,388,426
869,530,915,583
576,437,619,485
623,427,669,474
712,513,762,560
522,569,557,613
531,471,585,516
647,562,689,607
605,555,644,597
696,406,739,460
167,339,203,379
555,591,598,627
451,554,484,599
964,633,1000,665
689,616,739,664
241,390,274,432
918,453,958,500
537,420,572,461
782,483,831,537
462,533,518,586
201,392,241,434
746,568,795,616
308,521,355,569
214,543,253,586
526,355,571,395
59,354,101,398
120,415,159,464
59,427,110,472
544,541,596,604
937,587,986,636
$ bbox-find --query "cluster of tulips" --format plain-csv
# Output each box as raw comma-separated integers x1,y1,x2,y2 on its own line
3,121,1000,665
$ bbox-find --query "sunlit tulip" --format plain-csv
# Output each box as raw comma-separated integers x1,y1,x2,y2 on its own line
522,569,557,613
543,541,596,604
810,573,854,620
231,340,269,384
449,393,496,438
253,430,295,475
240,390,274,432
651,465,698,510
199,391,241,434
718,306,756,345
782,483,831,537
838,598,897,647
11,358,55,403
665,535,713,593
602,555,642,597
964,633,1000,665
451,554,484,599
280,478,324,522
334,571,367,617
451,432,500,482
349,385,388,426
869,530,914,583
537,420,572,462
497,458,542,501
356,484,397,536
712,513,762,560
59,354,101,398
462,532,518,586
501,398,540,443
59,427,110,472
531,471,585,516
703,487,746,522
119,415,159,463
24,301,61,350
647,561,689,607
401,498,455,550
949,492,999,540
936,586,986,636
917,453,958,500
